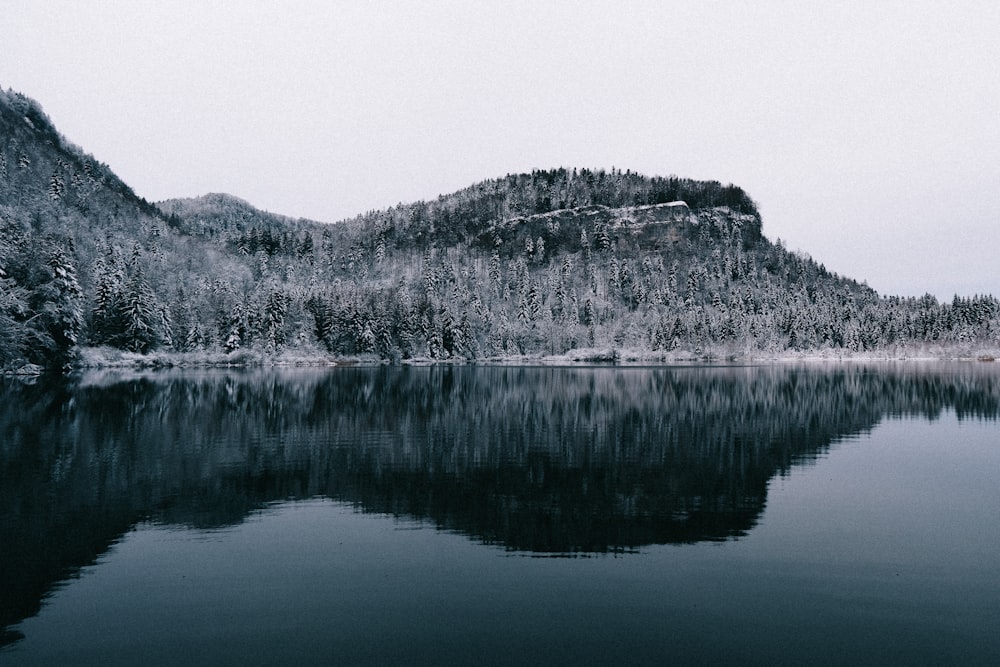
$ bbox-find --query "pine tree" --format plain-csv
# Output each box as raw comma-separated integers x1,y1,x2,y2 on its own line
0,246,29,367
264,288,288,350
157,305,174,350
306,294,335,350
90,257,125,345
119,272,159,353
31,241,84,367
298,234,315,262
48,172,66,200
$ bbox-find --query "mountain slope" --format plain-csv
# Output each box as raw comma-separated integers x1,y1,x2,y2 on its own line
0,89,260,366
158,192,321,238
2,88,998,369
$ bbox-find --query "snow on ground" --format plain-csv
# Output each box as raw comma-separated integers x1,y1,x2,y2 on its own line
65,344,1000,372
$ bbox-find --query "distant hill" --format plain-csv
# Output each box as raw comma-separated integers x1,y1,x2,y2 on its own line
1,88,998,370
158,192,321,238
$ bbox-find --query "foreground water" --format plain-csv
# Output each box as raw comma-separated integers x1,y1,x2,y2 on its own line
2,364,999,665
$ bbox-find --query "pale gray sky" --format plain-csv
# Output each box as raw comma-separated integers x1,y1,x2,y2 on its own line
4,1,998,298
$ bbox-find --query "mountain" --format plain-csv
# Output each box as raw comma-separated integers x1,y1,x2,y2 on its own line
158,192,321,238
1,88,998,370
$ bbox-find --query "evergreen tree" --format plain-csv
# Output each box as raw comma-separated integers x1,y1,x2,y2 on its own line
0,242,29,368
118,271,160,353
23,240,84,368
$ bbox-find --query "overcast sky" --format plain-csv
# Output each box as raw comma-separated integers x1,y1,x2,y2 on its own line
4,1,998,299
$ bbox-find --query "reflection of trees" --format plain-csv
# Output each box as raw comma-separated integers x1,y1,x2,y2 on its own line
2,364,1000,640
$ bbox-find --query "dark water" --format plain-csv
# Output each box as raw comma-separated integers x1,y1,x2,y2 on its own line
2,364,999,665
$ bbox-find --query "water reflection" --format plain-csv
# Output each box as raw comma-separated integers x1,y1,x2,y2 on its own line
2,363,999,644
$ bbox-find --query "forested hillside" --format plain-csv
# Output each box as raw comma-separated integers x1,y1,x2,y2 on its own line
1,88,998,370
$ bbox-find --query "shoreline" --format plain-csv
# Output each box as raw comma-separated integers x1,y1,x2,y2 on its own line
64,345,1000,371
4,345,998,377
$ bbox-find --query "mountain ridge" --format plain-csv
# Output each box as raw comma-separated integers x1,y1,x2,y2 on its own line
1,88,998,370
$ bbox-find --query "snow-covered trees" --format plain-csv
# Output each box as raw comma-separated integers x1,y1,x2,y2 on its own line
87,246,166,353
1,84,998,366
0,232,29,367
0,227,83,369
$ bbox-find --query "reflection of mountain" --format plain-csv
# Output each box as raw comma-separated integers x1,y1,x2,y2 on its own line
3,364,1000,641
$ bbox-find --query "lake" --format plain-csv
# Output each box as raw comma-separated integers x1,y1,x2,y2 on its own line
2,363,999,665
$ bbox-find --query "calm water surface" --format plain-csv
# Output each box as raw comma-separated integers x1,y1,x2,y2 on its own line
2,364,999,665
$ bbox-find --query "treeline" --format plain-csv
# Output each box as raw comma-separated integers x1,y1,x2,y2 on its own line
0,226,82,368
286,204,999,360
2,88,999,370
339,167,760,252
158,192,319,239
63,200,997,364
0,87,185,369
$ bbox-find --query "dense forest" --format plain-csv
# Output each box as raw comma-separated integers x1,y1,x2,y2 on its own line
2,88,998,371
